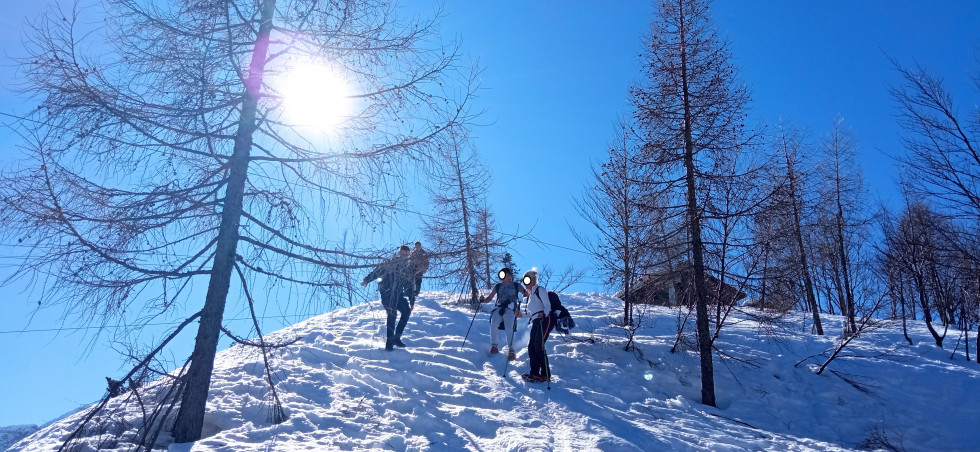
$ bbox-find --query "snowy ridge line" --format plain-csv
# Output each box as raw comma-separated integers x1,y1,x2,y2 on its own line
8,291,978,451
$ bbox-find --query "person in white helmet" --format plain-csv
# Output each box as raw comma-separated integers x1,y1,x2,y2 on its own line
521,269,552,383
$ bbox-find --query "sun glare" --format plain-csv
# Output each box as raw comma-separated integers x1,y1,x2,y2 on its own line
278,60,352,135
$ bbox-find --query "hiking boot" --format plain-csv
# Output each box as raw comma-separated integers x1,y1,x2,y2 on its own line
385,339,394,351
532,374,550,383
490,346,499,355
507,351,516,361
393,338,407,347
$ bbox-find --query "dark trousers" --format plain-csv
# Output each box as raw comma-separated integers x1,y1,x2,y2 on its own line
382,292,412,341
412,277,423,303
528,316,552,378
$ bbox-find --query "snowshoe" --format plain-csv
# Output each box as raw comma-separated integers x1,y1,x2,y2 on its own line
521,373,545,383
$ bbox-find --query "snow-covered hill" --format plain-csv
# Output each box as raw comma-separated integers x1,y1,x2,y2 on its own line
8,292,979,451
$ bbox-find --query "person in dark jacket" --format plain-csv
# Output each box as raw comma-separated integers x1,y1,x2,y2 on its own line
361,245,414,350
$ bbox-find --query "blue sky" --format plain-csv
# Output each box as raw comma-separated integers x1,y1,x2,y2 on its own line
1,1,979,427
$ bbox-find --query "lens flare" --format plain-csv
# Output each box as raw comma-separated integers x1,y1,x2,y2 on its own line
278,59,351,134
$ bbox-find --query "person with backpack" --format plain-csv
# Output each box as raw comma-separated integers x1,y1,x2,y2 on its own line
479,267,527,360
361,245,415,351
545,291,575,337
409,241,430,307
521,269,552,383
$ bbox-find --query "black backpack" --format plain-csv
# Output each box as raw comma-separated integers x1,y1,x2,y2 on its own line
547,291,575,335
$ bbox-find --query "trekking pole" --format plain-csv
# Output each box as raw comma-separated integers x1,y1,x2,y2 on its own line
460,301,483,351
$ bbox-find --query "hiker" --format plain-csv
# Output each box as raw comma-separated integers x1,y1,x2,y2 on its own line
479,267,527,360
521,269,552,383
409,241,430,307
361,245,415,350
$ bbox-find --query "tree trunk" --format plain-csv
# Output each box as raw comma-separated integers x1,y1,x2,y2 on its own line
915,275,945,347
823,285,836,315
899,284,913,345
172,0,275,442
828,122,858,335
785,151,823,335
623,227,633,326
965,326,971,362
623,271,631,326
483,214,492,289
455,154,480,305
836,209,857,335
679,3,715,407
760,243,769,311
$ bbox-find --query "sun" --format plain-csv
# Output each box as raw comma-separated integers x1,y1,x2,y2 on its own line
277,60,352,134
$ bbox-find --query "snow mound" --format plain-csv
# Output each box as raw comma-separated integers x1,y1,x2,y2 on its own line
9,291,979,451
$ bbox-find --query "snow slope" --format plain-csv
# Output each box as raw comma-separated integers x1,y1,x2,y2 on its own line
1,426,38,451
8,292,979,451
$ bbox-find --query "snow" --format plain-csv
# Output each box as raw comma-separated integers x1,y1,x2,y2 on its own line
0,425,39,451
6,291,979,451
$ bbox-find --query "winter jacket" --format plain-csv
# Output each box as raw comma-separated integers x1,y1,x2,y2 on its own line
410,249,430,277
525,285,551,318
363,257,413,304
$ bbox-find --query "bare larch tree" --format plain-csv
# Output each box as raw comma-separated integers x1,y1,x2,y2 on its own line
0,0,475,446
574,118,653,327
421,129,501,305
814,117,868,336
891,59,980,358
760,123,824,333
630,0,754,407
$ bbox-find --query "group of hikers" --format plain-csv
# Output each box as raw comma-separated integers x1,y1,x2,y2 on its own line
361,244,557,384
360,242,430,350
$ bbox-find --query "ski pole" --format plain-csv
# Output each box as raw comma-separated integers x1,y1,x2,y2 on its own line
459,301,483,351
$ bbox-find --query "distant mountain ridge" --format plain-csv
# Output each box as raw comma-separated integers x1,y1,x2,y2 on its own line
1,425,39,451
